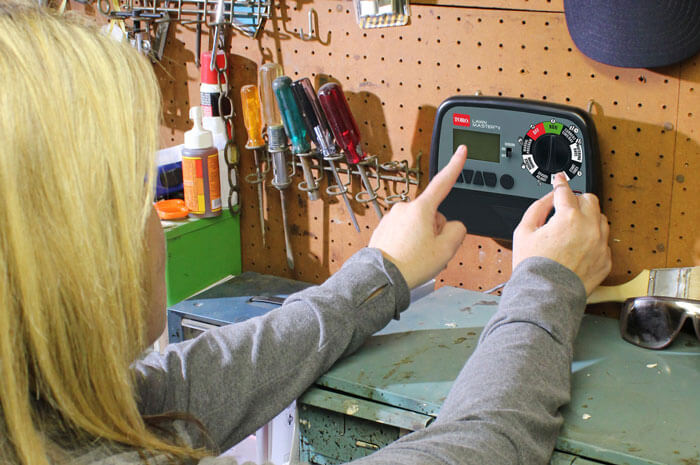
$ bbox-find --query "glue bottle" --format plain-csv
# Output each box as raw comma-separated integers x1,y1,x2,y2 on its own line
202,115,231,208
182,107,222,218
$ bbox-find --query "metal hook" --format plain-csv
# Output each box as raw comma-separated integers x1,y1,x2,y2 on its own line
299,8,317,41
210,0,225,71
586,99,595,113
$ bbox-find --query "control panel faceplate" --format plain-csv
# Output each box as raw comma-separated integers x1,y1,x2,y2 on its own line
430,96,599,240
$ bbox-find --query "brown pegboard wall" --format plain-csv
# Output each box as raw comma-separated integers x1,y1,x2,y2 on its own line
79,0,699,292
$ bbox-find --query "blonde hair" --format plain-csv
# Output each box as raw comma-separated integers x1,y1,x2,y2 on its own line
0,3,204,463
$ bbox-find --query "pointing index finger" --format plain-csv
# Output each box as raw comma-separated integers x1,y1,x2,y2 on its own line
552,172,578,211
419,145,468,209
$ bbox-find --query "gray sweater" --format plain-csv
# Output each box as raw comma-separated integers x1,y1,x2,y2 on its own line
78,247,586,464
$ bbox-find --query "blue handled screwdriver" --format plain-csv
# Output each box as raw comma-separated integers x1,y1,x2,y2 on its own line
272,75,321,202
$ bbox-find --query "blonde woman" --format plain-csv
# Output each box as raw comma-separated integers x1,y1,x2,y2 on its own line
0,2,611,465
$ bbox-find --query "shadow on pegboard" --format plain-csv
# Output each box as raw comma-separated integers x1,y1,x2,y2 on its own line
586,111,699,282
157,21,197,140
411,104,436,192
257,0,297,68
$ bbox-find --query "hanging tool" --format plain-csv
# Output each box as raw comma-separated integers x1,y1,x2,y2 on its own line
291,78,360,232
272,76,322,202
318,82,384,220
259,63,295,270
210,0,225,71
195,11,202,67
240,84,268,248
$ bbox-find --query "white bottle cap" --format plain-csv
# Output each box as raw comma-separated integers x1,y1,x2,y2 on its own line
184,107,214,149
202,116,227,136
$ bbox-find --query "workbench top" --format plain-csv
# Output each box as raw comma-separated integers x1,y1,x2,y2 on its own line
309,286,700,465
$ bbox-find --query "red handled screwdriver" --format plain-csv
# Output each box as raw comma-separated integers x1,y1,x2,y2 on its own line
318,83,383,220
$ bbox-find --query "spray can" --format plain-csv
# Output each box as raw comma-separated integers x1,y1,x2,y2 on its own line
200,50,230,119
182,107,222,218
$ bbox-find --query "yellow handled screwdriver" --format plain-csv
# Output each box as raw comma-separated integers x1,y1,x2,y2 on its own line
240,84,267,248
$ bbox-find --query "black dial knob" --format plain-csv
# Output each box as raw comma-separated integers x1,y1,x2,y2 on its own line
531,133,570,174
521,121,583,184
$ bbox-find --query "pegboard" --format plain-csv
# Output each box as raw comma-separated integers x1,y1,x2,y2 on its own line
75,0,700,295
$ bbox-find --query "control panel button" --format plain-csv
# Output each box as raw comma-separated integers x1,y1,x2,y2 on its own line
483,172,497,187
473,171,484,186
500,174,515,190
506,147,513,158
461,169,474,184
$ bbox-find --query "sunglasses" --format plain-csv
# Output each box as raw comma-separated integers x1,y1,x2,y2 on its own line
620,296,700,349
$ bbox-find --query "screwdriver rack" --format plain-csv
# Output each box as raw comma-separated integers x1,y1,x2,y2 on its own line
284,154,421,205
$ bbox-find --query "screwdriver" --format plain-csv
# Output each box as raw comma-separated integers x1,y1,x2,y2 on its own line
272,76,321,202
291,78,360,232
240,84,267,248
259,62,294,270
318,82,383,220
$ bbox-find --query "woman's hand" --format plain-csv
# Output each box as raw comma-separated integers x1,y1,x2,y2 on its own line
512,173,612,295
369,146,468,289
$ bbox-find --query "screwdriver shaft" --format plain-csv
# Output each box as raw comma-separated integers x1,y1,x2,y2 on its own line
327,160,360,232
279,188,294,270
357,164,384,219
253,148,266,248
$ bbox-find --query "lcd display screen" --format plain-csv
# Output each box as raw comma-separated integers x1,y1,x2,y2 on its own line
453,128,500,163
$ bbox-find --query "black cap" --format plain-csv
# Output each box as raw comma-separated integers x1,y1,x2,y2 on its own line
564,0,700,68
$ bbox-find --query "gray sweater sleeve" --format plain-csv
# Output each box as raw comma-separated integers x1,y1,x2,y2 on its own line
132,247,410,452
350,256,586,465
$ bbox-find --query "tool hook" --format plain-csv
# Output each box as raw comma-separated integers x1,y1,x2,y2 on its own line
299,8,317,41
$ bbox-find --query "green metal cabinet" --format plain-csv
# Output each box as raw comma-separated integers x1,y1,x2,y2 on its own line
299,286,700,465
164,210,241,306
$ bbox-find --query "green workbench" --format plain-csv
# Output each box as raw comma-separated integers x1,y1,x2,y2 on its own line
299,286,700,465
163,209,241,306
